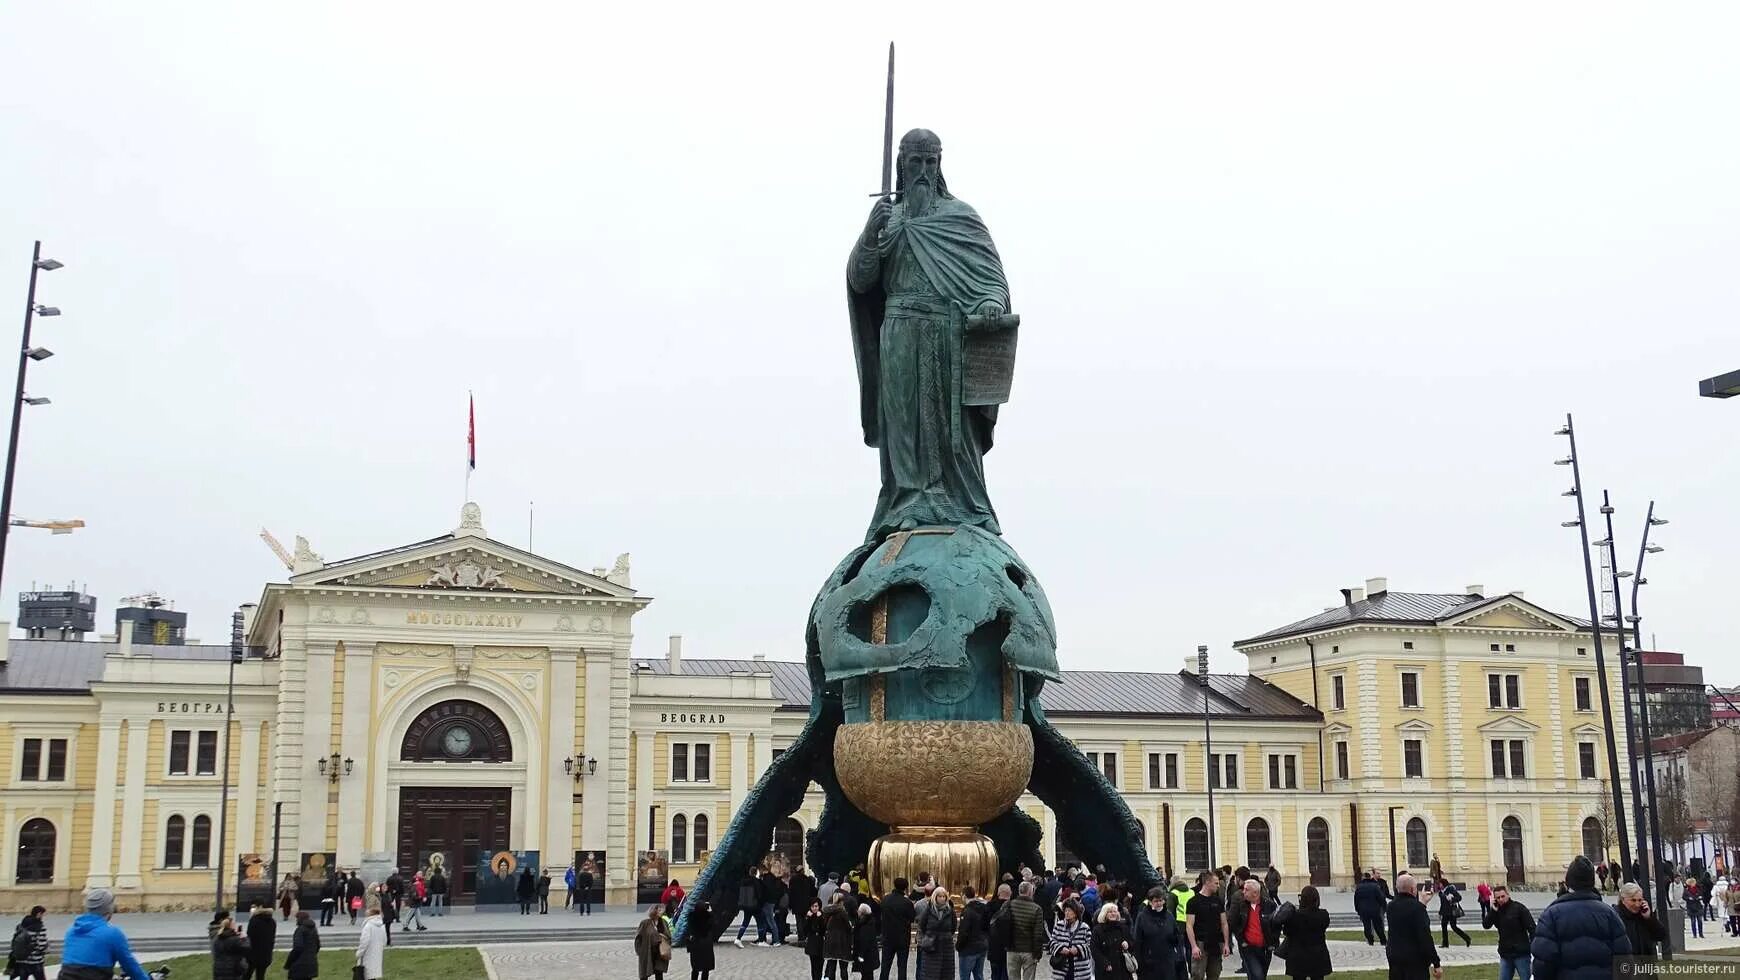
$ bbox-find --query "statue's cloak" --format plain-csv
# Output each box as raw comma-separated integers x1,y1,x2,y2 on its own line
847,198,1011,450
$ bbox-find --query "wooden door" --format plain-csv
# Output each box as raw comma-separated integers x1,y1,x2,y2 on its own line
396,786,512,904
1307,817,1332,886
1502,817,1525,884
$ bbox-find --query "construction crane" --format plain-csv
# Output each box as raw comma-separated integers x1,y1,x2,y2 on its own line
259,528,294,571
10,517,84,535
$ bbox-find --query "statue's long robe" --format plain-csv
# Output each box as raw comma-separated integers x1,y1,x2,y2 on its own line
847,197,1011,542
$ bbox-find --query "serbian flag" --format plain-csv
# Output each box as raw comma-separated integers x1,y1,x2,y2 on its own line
467,393,476,471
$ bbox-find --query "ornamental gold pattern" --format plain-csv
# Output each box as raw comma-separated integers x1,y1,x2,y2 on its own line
834,720,1033,826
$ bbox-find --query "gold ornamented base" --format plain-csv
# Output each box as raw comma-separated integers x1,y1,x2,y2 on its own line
867,826,998,901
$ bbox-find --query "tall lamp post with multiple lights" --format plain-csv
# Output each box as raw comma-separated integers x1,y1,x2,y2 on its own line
1198,644,1216,873
1554,415,1633,880
1624,502,1672,930
1,241,65,590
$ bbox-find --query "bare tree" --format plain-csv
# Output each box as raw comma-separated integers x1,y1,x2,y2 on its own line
1656,770,1694,865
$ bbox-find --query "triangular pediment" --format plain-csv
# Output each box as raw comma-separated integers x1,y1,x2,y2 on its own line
1395,717,1435,734
1476,714,1542,735
1569,722,1606,738
1324,721,1353,737
294,536,635,599
1442,596,1580,632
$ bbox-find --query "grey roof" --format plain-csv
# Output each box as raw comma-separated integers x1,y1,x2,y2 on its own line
0,639,234,694
636,658,1320,722
1237,590,1588,645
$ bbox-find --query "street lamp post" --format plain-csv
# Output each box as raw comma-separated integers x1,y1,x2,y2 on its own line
1388,806,1403,884
1199,644,1216,873
1,241,64,590
1626,501,1671,929
1555,415,1633,880
214,610,243,911
1597,491,1649,893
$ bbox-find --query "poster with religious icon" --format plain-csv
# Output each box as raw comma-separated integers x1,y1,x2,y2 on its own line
474,849,539,908
636,849,668,904
298,852,336,907
236,853,272,909
573,849,607,905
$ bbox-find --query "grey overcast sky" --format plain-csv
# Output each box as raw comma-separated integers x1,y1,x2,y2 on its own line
3,3,1736,685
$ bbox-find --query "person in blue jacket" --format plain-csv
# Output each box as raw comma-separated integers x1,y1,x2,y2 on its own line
1529,856,1631,980
57,888,149,980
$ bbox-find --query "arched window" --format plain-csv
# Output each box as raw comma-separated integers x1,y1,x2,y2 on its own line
1405,817,1428,869
1501,816,1525,882
671,814,688,864
191,815,213,869
15,819,55,884
1246,818,1272,870
1183,818,1210,871
1581,817,1603,861
693,814,710,858
774,817,804,871
399,700,513,762
164,815,187,868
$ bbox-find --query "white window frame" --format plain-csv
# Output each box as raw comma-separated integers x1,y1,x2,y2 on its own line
13,735,73,785
1575,740,1600,781
1399,670,1423,709
160,811,215,870
1266,752,1300,790
1334,739,1350,781
1486,672,1524,710
1572,675,1594,713
1147,751,1180,790
667,738,717,786
1084,750,1120,789
165,727,221,780
1490,738,1531,780
1402,738,1426,779
1330,673,1346,711
1209,751,1241,790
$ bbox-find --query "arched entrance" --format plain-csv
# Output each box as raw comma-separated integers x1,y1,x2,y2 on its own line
394,699,516,903
1246,818,1272,870
774,818,804,871
1502,816,1525,884
1306,817,1331,886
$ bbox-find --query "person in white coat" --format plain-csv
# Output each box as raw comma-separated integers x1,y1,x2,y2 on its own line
356,907,387,980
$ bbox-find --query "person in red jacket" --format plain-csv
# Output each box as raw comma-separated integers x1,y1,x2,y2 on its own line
661,879,687,908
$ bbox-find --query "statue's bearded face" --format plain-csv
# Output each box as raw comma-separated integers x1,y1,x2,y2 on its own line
902,146,942,214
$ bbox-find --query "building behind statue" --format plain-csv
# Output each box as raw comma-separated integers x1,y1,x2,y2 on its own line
0,508,1663,910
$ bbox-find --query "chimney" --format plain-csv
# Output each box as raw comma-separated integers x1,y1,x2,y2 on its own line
1365,577,1388,596
752,653,767,664
119,619,134,658
0,621,10,666
1346,586,1367,605
1465,584,1484,596
668,634,683,675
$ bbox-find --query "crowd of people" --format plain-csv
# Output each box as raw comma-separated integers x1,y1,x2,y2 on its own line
634,853,1731,980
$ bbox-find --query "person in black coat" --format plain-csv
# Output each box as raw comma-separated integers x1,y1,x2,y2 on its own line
283,911,321,980
345,873,366,925
211,915,252,980
1353,872,1388,946
1615,883,1668,960
244,905,276,980
687,901,717,980
517,867,537,915
803,898,828,980
1130,887,1178,980
854,903,881,980
790,868,817,941
824,894,857,980
1090,904,1134,980
736,870,767,946
1384,875,1441,980
1278,886,1332,980
1480,884,1534,980
879,878,918,980
1529,857,1630,980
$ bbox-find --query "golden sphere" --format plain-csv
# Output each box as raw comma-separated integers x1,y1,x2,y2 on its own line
834,720,1033,827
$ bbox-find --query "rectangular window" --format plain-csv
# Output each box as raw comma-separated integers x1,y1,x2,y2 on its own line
196,730,219,776
1148,753,1163,789
1400,672,1420,708
1335,740,1349,780
1331,675,1345,710
20,738,42,781
1100,751,1118,787
1491,740,1507,778
1220,753,1239,789
1165,753,1178,789
1575,677,1592,712
1209,753,1220,789
1489,673,1522,708
671,743,689,782
1284,755,1297,789
1578,742,1597,780
694,743,711,782
1509,740,1527,779
1404,739,1423,778
1506,674,1521,708
1488,674,1502,708
1402,641,1414,650
1268,754,1281,789
45,739,67,782
169,731,191,776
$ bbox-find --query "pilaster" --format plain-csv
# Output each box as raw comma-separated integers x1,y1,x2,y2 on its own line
606,647,632,891
753,731,774,787
582,649,614,852
1356,662,1382,789
297,643,338,857
634,728,654,862
336,643,373,863
237,720,263,854
545,648,580,862
115,720,148,889
85,719,123,888
270,637,310,857
729,733,750,812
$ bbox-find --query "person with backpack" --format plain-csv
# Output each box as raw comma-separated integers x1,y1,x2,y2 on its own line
5,906,48,980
